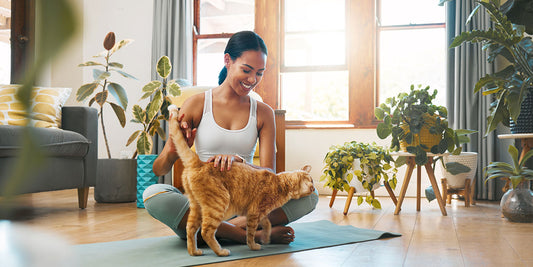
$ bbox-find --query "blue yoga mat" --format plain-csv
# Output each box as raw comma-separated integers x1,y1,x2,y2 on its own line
75,220,400,267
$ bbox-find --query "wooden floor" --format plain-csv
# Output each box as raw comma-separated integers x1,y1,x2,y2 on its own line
6,188,533,267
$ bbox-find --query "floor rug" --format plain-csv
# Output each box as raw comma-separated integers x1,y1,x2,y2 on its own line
75,220,400,267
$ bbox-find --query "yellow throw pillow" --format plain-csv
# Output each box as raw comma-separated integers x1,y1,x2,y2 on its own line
0,84,71,128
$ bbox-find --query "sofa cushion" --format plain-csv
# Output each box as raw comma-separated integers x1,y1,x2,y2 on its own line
0,85,71,128
0,125,90,157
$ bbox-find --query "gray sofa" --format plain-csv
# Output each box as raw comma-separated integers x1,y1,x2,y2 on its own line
0,106,98,209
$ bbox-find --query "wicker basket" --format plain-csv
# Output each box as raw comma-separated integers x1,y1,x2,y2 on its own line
399,114,442,152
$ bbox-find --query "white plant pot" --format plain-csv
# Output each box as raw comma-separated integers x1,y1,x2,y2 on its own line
344,159,381,193
440,152,478,189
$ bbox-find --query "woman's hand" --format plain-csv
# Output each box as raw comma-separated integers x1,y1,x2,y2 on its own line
176,113,196,148
207,154,245,171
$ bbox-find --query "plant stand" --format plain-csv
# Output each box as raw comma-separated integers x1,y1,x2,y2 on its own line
441,178,474,207
392,152,448,216
329,183,397,215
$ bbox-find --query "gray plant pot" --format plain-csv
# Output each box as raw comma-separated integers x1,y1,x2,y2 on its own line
95,158,137,203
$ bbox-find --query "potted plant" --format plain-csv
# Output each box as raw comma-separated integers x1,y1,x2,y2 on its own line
77,32,137,203
484,144,533,222
375,84,475,166
321,141,398,209
449,0,533,134
126,55,181,208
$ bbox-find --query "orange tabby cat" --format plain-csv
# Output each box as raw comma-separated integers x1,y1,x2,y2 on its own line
168,105,315,257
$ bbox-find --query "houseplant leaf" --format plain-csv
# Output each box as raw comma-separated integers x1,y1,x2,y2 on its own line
109,102,126,128
107,82,128,110
157,56,172,79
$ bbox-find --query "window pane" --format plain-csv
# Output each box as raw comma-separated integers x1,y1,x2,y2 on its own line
285,0,344,32
378,28,446,107
0,1,10,84
281,71,348,121
284,32,345,67
283,0,345,67
199,0,254,34
197,38,228,86
379,0,444,26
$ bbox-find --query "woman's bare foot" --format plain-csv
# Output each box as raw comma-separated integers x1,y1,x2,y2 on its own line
256,226,295,244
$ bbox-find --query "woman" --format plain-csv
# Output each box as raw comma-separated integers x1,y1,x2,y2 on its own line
143,31,318,245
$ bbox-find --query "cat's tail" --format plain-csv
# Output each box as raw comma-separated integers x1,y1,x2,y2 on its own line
167,105,203,168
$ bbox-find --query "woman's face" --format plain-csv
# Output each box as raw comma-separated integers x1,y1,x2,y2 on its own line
225,50,267,96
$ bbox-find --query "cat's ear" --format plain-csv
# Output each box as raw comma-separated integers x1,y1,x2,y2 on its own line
301,165,312,173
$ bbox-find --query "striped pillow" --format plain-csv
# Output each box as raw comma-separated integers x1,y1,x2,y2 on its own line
0,84,71,128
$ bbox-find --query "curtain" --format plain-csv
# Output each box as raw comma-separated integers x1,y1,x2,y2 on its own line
152,0,193,184
446,0,513,200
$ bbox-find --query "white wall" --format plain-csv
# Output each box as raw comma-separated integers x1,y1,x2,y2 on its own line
50,0,154,159
49,0,433,197
285,128,442,198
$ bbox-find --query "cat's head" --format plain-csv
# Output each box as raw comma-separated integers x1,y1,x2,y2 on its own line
288,165,315,199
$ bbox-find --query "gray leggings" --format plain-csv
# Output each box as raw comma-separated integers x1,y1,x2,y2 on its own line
142,183,319,239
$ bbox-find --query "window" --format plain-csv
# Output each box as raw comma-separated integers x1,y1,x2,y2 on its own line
281,0,348,122
2,0,34,84
0,0,10,84
377,0,446,107
193,0,255,86
193,0,446,128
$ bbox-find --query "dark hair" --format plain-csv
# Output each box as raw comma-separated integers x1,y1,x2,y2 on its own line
218,31,268,85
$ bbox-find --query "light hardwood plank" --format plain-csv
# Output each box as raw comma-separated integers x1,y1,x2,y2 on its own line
4,189,532,266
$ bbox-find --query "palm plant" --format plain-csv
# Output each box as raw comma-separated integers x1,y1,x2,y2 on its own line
450,0,533,134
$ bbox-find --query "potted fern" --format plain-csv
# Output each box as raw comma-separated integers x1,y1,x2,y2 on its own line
77,32,137,203
450,0,533,134
484,144,533,222
127,55,181,208
321,141,398,209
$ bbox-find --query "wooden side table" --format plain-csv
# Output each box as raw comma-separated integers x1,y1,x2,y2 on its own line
392,152,448,216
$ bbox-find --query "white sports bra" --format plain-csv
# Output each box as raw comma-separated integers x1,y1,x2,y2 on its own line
194,90,258,163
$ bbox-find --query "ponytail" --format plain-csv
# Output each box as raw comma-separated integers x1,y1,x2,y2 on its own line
218,66,227,85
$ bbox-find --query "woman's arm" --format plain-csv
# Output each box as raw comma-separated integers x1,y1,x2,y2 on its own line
152,94,203,176
257,101,276,172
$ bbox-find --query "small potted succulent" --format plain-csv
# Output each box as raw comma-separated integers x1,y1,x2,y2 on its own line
484,144,533,222
321,141,398,209
375,84,475,166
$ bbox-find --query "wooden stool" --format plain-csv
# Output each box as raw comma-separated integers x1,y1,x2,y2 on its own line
329,183,397,215
441,178,475,207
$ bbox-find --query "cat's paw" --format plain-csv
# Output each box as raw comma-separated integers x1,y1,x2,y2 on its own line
248,242,262,251
188,248,203,256
215,248,230,257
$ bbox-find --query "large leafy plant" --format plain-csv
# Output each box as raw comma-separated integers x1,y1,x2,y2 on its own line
321,141,398,209
484,144,533,189
76,32,136,158
375,85,475,165
450,0,533,134
127,56,181,155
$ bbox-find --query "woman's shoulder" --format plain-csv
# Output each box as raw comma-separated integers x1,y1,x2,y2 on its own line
256,100,274,114
181,91,206,108
255,100,275,127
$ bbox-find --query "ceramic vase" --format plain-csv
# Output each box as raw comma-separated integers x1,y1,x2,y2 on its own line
510,89,533,134
136,155,158,208
501,181,533,223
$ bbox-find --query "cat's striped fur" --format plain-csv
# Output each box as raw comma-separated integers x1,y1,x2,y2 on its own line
168,105,315,257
